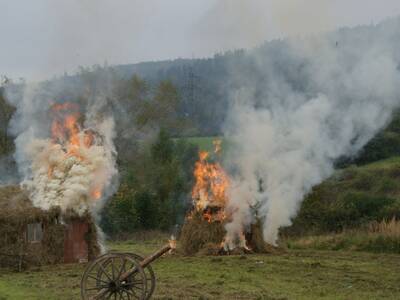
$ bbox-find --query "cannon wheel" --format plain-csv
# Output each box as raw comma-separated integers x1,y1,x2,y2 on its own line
124,253,156,300
81,253,147,300
101,253,155,300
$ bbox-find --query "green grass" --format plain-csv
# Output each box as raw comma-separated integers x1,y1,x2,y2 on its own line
287,218,400,253
287,232,400,253
3,155,400,299
340,156,400,196
1,238,400,299
175,136,227,154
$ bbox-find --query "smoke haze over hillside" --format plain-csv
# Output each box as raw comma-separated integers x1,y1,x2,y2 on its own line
2,0,400,80
223,18,400,245
2,1,400,248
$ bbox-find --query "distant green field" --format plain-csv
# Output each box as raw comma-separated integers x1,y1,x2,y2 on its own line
175,136,224,153
1,237,400,299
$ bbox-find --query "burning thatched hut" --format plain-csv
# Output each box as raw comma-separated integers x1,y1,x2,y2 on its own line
0,185,100,270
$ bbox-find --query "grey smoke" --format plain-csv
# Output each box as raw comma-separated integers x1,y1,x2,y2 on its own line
3,1,400,80
0,154,18,186
5,71,119,216
191,0,332,55
223,18,400,245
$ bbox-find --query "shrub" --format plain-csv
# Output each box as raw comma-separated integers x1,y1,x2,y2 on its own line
343,192,395,223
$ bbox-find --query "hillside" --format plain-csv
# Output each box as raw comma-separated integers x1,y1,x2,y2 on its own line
289,157,400,235
110,17,400,136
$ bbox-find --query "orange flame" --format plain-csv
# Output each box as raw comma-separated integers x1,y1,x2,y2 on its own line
48,102,103,200
191,140,229,223
91,189,102,200
189,139,251,251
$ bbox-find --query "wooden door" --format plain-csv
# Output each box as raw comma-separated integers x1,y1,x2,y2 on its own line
64,220,88,263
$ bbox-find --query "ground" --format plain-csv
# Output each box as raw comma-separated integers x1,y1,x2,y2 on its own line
1,238,399,300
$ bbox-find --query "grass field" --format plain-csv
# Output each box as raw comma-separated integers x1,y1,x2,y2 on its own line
2,156,400,300
183,136,223,153
176,136,227,155
1,236,400,300
286,218,400,253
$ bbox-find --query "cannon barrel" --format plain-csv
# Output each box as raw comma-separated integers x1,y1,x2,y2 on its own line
139,243,172,268
119,243,172,281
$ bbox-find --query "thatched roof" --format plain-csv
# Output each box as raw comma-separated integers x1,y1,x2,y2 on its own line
0,185,62,223
0,185,31,211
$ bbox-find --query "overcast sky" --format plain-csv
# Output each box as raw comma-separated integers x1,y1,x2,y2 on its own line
2,0,400,81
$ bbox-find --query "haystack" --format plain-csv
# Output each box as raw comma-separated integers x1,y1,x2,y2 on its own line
180,211,225,255
245,219,283,254
179,211,278,255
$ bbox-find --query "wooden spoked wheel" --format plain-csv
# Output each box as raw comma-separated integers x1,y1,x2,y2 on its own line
81,253,147,300
124,253,156,300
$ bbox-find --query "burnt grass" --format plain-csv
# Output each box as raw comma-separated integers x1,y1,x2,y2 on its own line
1,236,400,299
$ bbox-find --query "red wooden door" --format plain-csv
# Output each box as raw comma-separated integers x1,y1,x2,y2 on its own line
64,220,89,263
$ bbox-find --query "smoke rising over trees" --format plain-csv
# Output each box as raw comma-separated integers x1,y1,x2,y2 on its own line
2,17,400,238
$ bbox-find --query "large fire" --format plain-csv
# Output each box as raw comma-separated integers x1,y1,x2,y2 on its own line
191,140,229,223
185,139,252,252
49,103,102,200
22,101,115,215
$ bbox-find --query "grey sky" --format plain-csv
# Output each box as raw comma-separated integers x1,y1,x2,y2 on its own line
1,0,400,81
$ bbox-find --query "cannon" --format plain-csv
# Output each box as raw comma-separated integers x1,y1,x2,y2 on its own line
81,242,174,300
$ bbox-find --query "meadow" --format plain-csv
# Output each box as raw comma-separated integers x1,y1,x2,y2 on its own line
2,141,400,300
1,235,400,300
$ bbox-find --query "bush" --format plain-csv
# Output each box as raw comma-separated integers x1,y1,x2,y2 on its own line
134,191,158,229
342,192,395,224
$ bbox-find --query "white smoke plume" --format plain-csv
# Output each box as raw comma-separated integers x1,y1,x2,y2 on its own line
190,0,333,56
23,118,116,215
224,18,400,245
5,72,118,216
0,154,18,186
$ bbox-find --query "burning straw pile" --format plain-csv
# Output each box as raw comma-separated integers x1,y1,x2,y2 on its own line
180,141,274,255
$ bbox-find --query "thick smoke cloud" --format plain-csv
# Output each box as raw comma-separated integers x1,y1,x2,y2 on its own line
4,1,400,80
224,18,400,245
270,0,332,36
191,0,332,55
5,72,118,216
